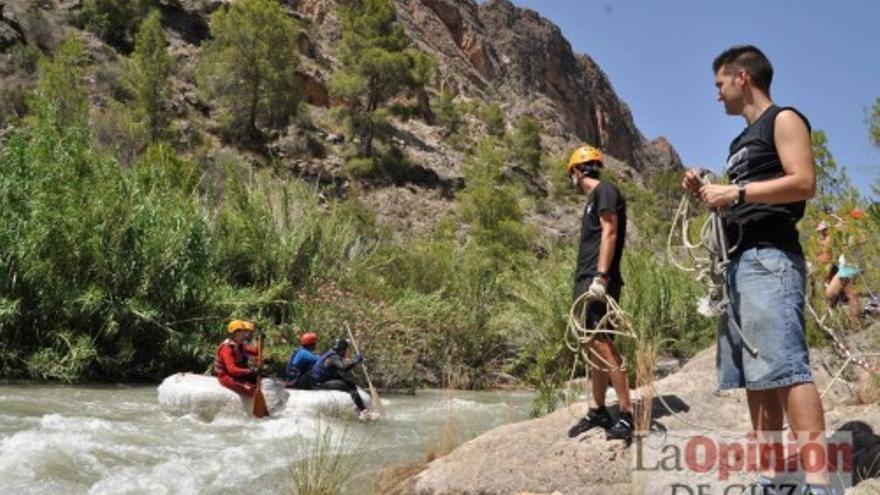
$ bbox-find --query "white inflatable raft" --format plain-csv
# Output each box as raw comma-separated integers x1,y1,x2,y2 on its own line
157,373,371,421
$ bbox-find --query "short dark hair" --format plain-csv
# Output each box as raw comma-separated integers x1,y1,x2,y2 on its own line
712,45,773,94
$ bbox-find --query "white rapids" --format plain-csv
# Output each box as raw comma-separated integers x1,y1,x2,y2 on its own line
157,372,371,420
0,384,533,495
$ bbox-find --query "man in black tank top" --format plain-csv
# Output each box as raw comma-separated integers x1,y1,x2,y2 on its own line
682,46,838,495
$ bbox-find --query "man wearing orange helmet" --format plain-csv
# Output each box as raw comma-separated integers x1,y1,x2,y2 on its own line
285,331,321,389
215,320,260,396
564,144,634,441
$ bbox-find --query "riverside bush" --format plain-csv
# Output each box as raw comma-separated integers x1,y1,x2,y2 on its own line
0,115,214,380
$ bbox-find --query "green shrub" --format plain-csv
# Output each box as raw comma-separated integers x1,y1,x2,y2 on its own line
435,89,462,136
509,115,542,173
79,0,150,53
482,102,505,137
0,111,215,379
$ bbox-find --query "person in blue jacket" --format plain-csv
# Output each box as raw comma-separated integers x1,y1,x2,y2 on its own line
310,337,367,414
285,332,320,389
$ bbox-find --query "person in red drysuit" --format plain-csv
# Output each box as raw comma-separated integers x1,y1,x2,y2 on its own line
215,319,259,396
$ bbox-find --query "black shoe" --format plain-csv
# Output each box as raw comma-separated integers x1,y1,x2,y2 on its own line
753,474,777,495
800,485,840,495
606,411,634,440
567,407,612,438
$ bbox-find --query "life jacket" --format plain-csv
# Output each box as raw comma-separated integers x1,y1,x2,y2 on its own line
286,347,318,382
309,350,340,382
214,339,247,376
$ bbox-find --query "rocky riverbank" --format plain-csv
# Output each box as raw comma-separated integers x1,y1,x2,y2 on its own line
376,345,880,494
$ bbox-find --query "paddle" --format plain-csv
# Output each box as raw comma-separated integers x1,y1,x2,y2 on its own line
251,333,269,418
345,324,385,417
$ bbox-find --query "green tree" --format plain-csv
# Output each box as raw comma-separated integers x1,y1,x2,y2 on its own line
869,97,880,199
435,89,462,137
869,97,880,148
129,10,172,144
510,115,542,173
197,0,301,143
29,37,89,130
482,103,505,137
330,0,433,157
812,130,858,212
79,0,149,52
458,139,533,261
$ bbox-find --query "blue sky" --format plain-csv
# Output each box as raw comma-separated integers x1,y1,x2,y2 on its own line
510,0,880,198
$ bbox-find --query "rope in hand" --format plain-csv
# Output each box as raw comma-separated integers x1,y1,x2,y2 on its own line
668,171,877,400
667,171,757,357
565,286,748,435
564,290,636,375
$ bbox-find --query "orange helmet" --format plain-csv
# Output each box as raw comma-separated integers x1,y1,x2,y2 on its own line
567,145,603,175
849,208,865,220
227,320,251,334
300,332,317,346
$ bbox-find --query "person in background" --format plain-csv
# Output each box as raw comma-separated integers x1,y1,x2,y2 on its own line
215,320,259,396
286,331,320,389
818,215,862,327
825,254,861,327
309,337,369,418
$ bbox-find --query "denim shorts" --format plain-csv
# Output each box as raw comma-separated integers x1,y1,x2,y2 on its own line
717,247,813,390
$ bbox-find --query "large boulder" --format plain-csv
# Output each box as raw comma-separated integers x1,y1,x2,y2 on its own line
377,348,880,494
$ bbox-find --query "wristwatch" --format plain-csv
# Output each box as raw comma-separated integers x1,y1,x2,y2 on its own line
735,183,746,205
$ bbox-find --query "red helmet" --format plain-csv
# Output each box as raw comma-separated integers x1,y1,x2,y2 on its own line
299,332,317,346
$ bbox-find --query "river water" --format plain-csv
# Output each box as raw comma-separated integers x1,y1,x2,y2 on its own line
0,383,534,494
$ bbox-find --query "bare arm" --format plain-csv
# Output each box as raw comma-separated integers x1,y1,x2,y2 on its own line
598,210,617,276
698,110,816,207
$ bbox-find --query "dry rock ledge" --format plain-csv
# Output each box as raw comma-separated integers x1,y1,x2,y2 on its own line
375,348,880,495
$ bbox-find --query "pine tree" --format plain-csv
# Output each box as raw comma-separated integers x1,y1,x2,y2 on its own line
80,0,149,52
870,97,880,199
197,0,301,143
869,97,880,148
482,103,505,138
812,130,859,212
510,115,542,173
130,10,172,144
30,36,89,130
330,0,433,157
435,89,462,137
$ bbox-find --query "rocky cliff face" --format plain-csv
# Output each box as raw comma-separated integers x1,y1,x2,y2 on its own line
1,0,682,238
404,0,681,172
302,0,683,174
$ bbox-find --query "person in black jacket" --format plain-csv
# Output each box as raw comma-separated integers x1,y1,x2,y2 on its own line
309,337,368,417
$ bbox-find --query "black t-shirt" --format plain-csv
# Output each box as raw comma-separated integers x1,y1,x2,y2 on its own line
724,105,810,257
574,181,627,284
